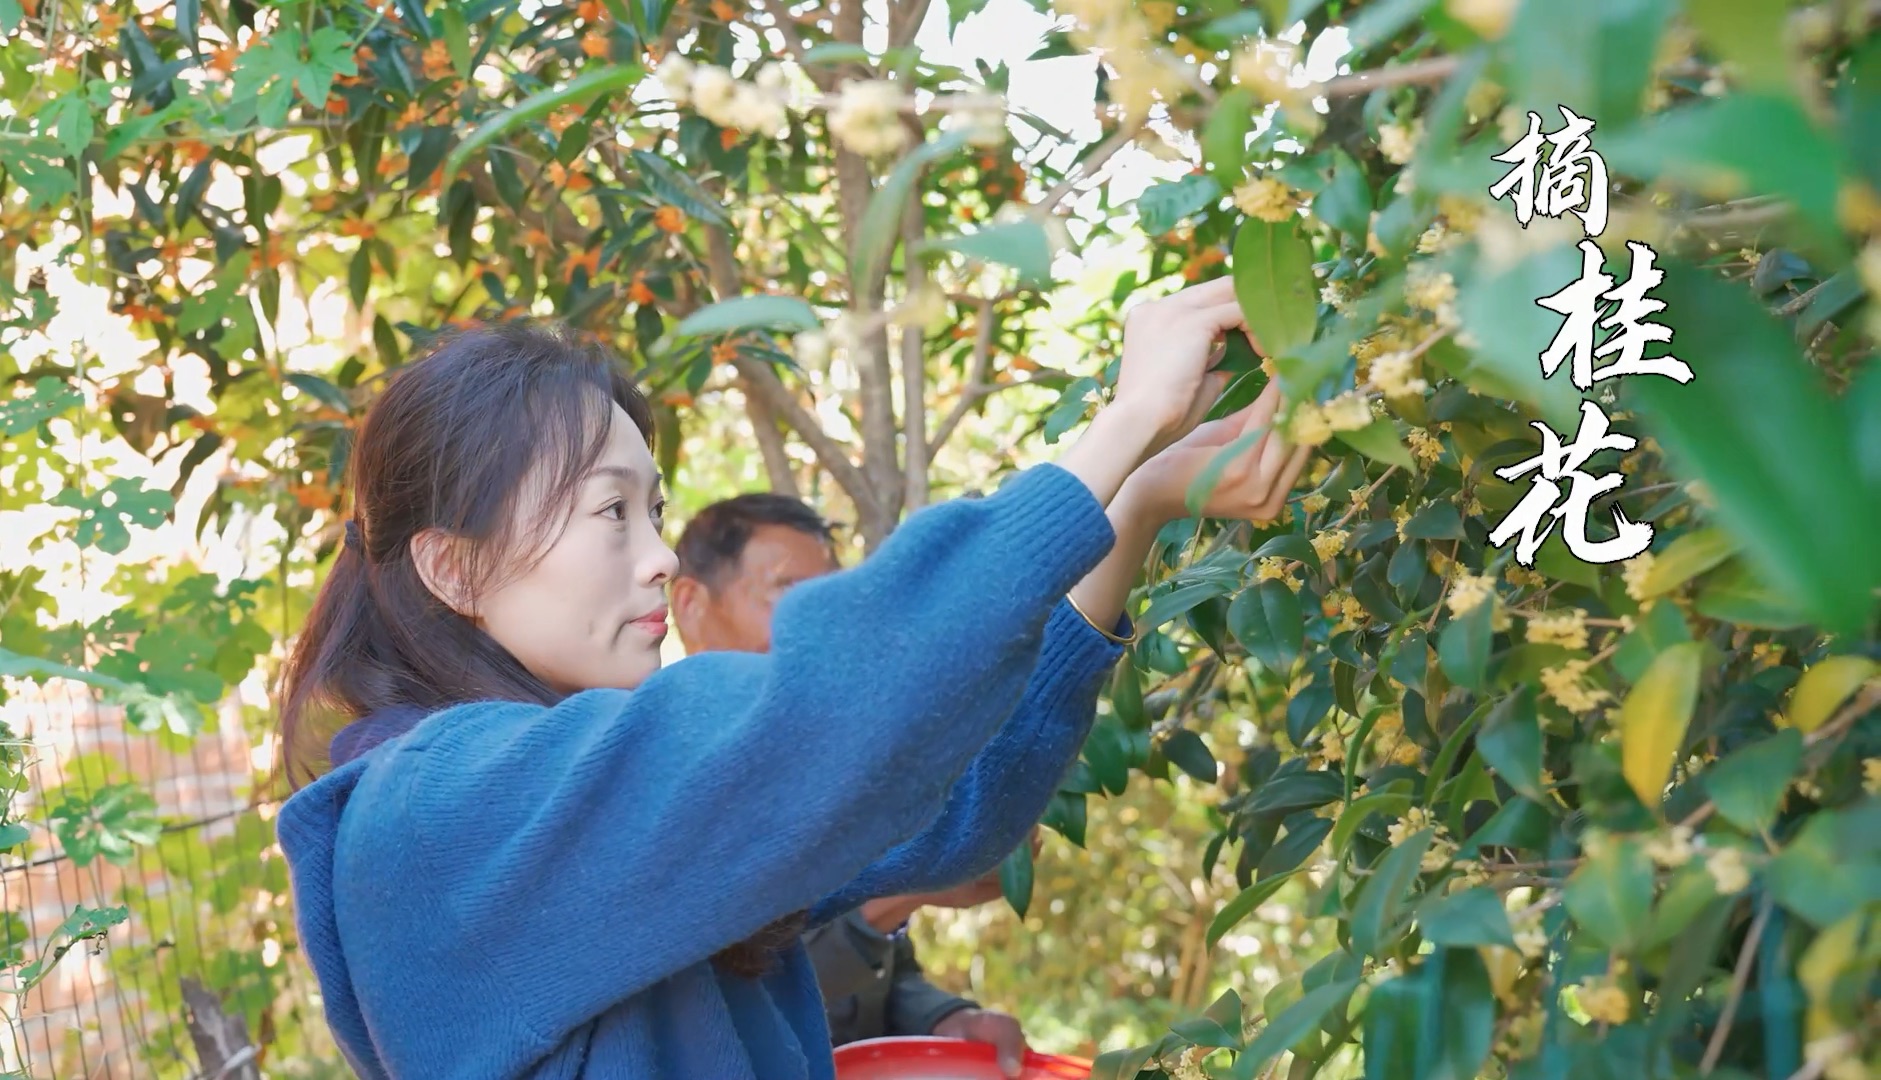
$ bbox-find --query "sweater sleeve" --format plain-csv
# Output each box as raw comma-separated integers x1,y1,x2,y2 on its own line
812,599,1126,921
383,464,1115,1047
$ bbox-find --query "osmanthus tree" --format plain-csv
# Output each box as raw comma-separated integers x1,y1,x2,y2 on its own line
0,0,1150,1070
1007,0,1881,1078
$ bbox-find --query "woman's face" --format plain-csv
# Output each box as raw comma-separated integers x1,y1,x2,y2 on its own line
472,402,678,694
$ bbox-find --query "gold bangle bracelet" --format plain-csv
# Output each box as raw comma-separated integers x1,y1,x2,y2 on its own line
1066,593,1141,647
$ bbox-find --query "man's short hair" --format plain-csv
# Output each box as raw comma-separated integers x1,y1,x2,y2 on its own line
675,493,837,589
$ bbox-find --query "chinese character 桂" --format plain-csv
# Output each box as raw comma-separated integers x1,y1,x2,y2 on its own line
1535,239,1696,392
1488,105,1610,238
1487,400,1654,566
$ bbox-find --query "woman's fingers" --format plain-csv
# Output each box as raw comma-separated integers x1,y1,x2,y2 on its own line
1254,445,1315,520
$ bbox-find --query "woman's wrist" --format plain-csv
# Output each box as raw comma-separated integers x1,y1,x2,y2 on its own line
1053,403,1160,509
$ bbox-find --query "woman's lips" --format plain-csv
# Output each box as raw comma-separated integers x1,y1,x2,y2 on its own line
630,608,669,635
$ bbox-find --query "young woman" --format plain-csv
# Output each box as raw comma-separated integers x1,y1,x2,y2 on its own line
276,275,1311,1079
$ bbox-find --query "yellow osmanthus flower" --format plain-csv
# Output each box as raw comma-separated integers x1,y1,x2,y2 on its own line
1526,608,1590,650
1463,79,1504,122
828,80,910,157
1311,528,1350,561
1338,593,1366,633
1437,192,1487,231
1864,757,1880,794
1392,504,1413,540
1301,492,1330,515
1622,552,1656,603
1579,982,1631,1025
1233,175,1299,222
1320,281,1349,310
1256,556,1295,584
1644,825,1695,868
1839,181,1881,236
1289,402,1335,446
1372,350,1429,398
1446,572,1497,616
1323,391,1372,433
1378,120,1421,165
1233,39,1307,111
1406,267,1458,312
1446,0,1515,39
1407,427,1443,464
1507,565,1547,588
1416,221,1457,254
1705,846,1751,894
1540,659,1611,713
1858,242,1881,300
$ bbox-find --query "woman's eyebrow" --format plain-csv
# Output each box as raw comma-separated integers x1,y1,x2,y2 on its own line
586,465,664,488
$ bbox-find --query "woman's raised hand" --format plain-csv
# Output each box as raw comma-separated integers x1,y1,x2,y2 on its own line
1109,276,1253,455
1119,379,1314,525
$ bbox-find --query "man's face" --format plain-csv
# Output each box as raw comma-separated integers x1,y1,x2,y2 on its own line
672,524,839,654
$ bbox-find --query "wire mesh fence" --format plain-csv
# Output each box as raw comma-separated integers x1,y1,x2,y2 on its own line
0,678,339,1080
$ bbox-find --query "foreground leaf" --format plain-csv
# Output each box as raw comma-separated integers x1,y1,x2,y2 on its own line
1619,641,1705,810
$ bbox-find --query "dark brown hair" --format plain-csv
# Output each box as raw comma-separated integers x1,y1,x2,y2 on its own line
674,492,836,589
277,320,797,978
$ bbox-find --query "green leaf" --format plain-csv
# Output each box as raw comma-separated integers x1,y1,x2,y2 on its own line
925,220,1052,284
0,0,22,33
1476,688,1545,804
1693,558,1811,630
1504,0,1671,129
1418,887,1516,950
1602,94,1845,240
1313,150,1373,237
285,373,351,414
1766,802,1881,928
1456,246,1585,432
1427,948,1498,1080
441,64,643,185
1208,869,1302,946
1229,580,1304,674
999,840,1034,918
673,295,820,338
1162,730,1218,783
1259,816,1332,882
1703,729,1804,834
1331,786,1413,856
1204,89,1256,187
1685,0,1792,97
1142,581,1233,633
631,148,732,227
1627,266,1880,636
1403,501,1465,540
1233,978,1359,1078
1137,174,1222,237
1437,599,1494,692
1611,596,1692,684
1564,836,1654,951
1042,375,1100,444
1088,1045,1157,1080
2,377,82,435
1333,418,1415,470
175,0,199,51
1172,994,1243,1050
439,4,472,76
1231,218,1318,362
51,478,174,556
1784,656,1877,734
1619,641,1704,810
41,90,94,156
852,130,972,293
1344,0,1435,54
1351,827,1431,956
0,139,77,209
1636,526,1740,599
12,905,129,994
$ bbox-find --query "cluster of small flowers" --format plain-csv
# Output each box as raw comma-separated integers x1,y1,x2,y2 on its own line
827,80,911,157
1378,119,1422,165
1525,608,1589,650
1370,349,1429,398
1622,551,1657,603
1406,426,1444,464
1300,491,1331,516
1387,806,1458,872
657,57,790,137
1287,390,1371,446
1256,556,1299,592
1233,175,1300,223
1310,528,1350,561
1054,0,1190,120
1445,571,1497,616
1540,659,1611,713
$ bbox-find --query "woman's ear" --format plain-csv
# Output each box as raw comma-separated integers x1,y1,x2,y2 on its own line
410,528,477,617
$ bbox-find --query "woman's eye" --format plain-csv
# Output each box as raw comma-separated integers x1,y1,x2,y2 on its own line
602,500,627,521
651,502,667,526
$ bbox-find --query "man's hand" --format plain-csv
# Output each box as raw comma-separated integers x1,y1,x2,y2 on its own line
931,1008,1028,1078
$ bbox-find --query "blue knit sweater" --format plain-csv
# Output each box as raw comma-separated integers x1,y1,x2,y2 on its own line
276,463,1129,1079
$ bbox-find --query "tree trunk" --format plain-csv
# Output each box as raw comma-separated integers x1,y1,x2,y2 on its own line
181,977,260,1080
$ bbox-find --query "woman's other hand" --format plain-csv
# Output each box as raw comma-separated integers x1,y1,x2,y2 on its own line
1118,380,1313,526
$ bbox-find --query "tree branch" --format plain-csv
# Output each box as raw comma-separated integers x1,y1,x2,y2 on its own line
744,388,802,498
1319,56,1461,98
929,297,996,450
888,0,934,48
899,186,932,511
704,225,880,518
1035,118,1143,217
1700,896,1771,1075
